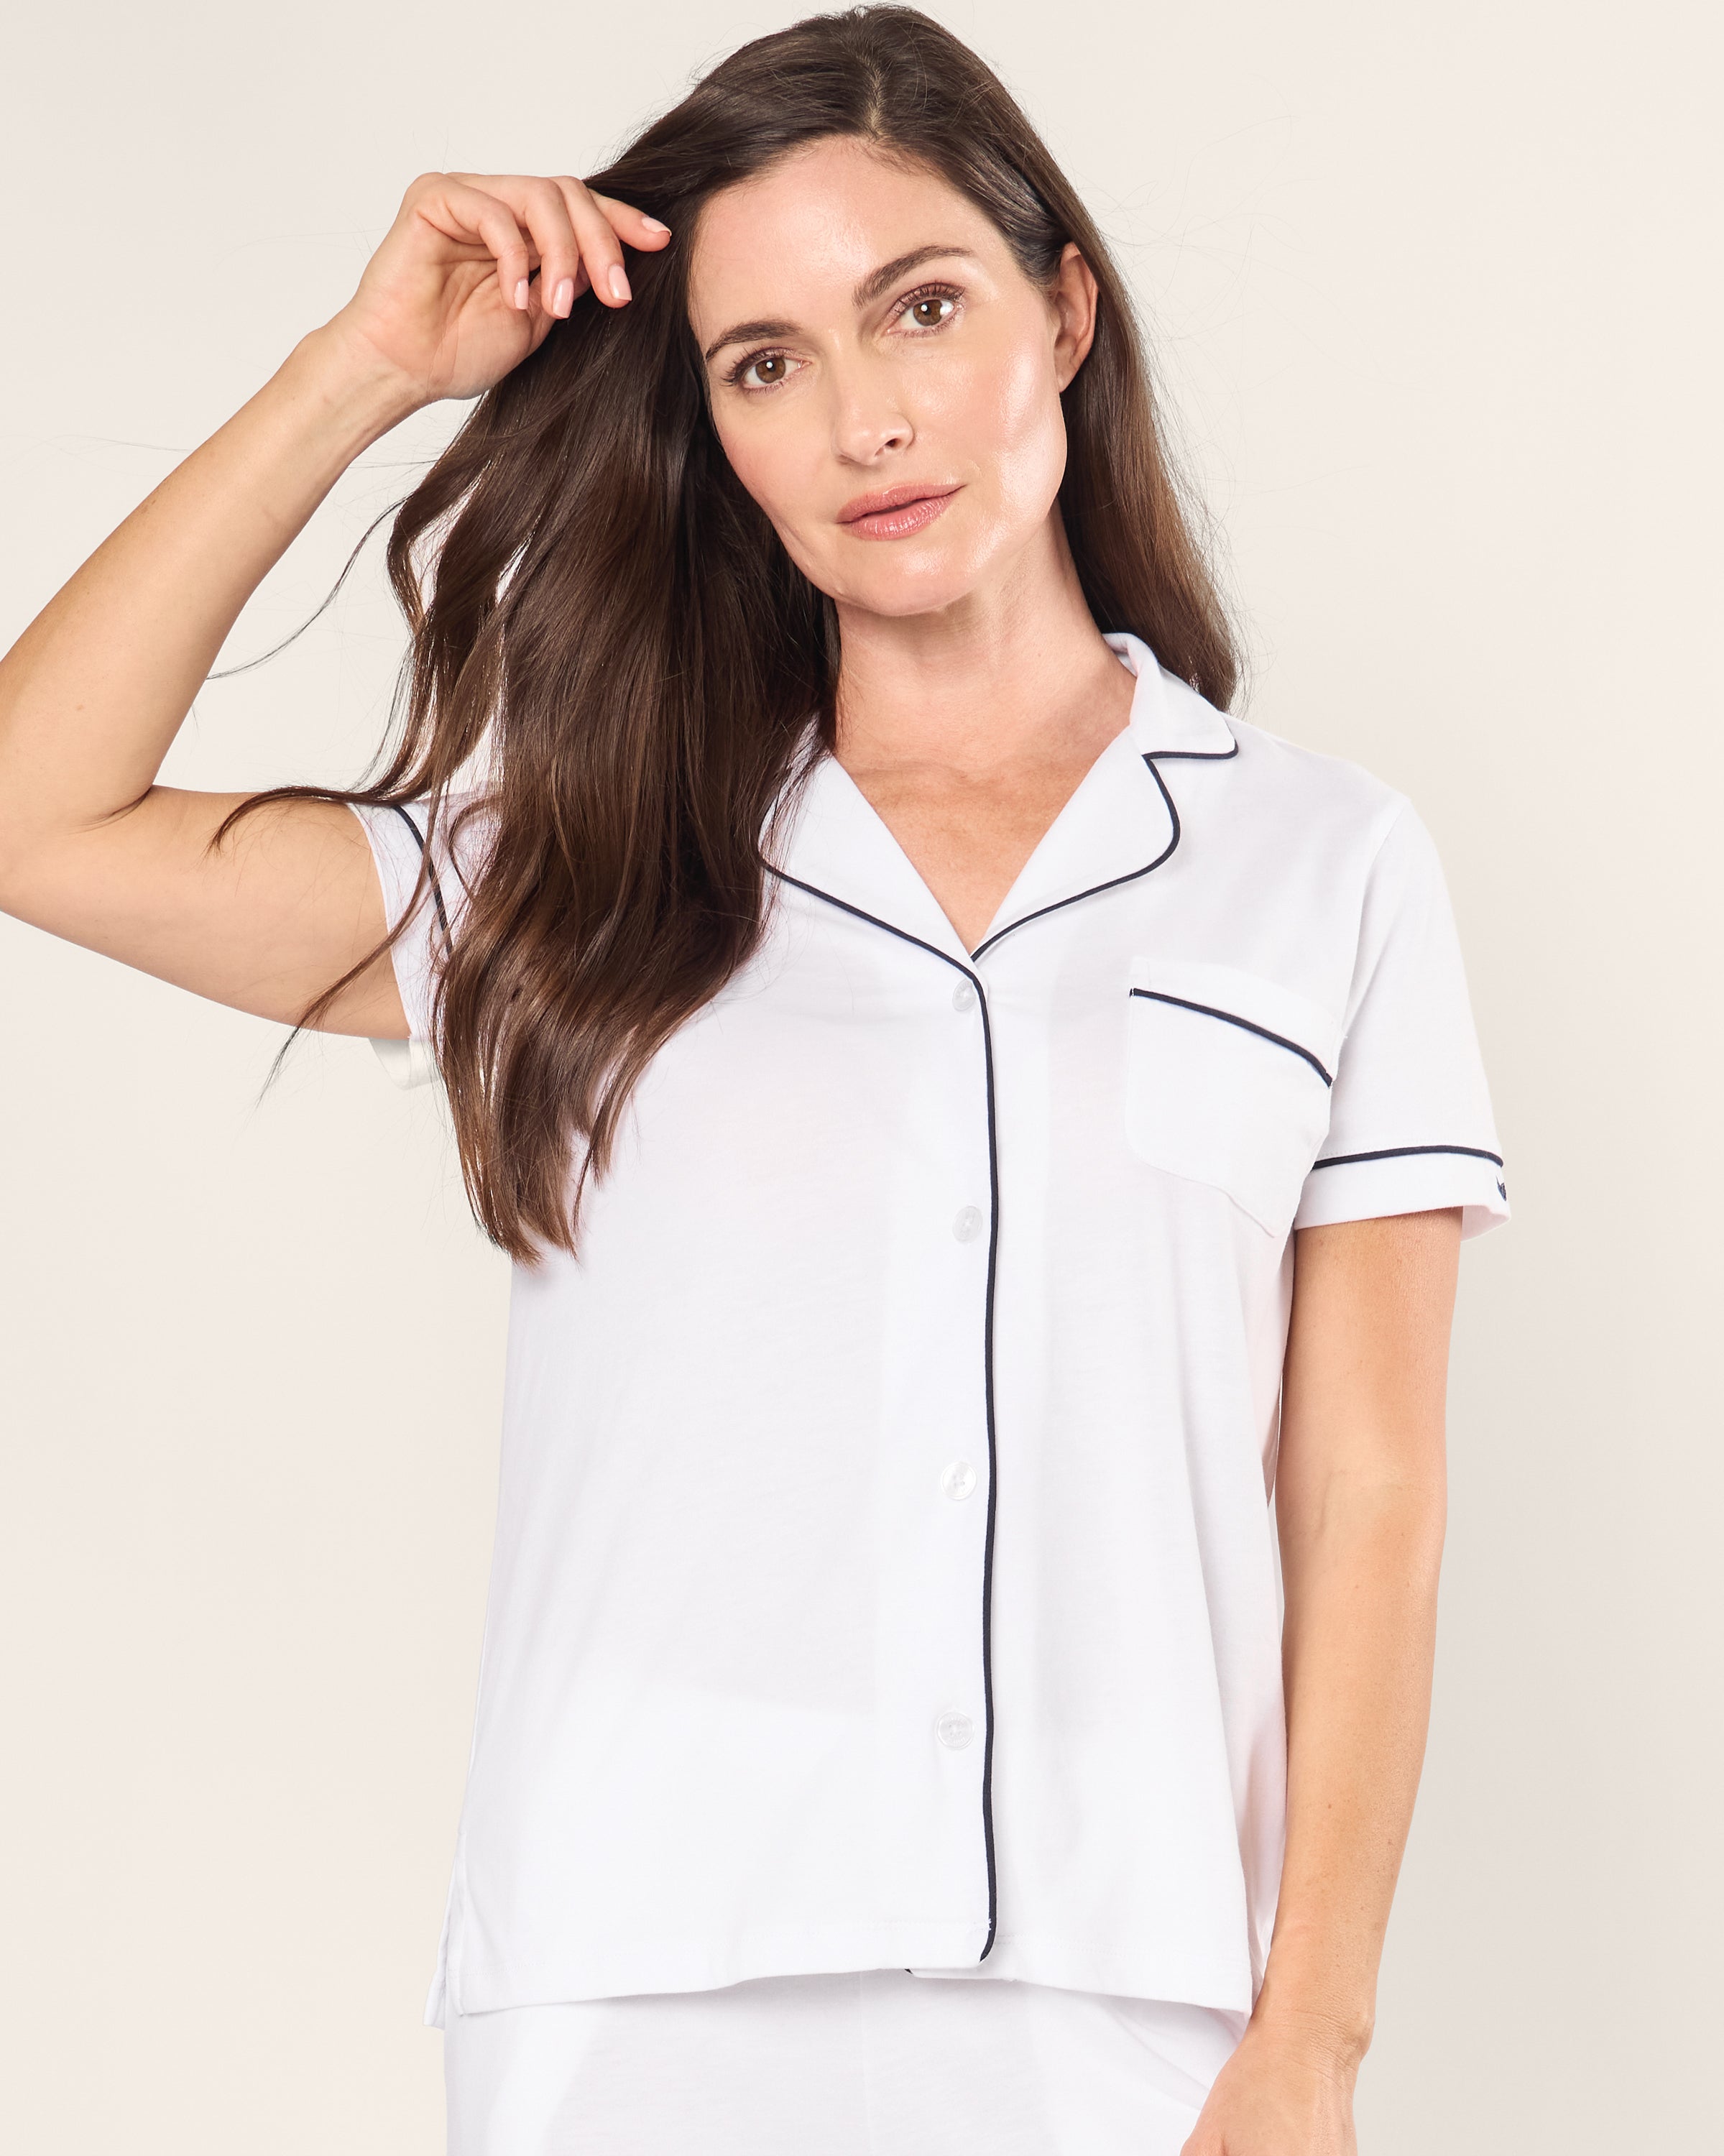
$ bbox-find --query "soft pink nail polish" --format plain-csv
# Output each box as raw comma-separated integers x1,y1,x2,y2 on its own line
514,278,530,311
608,264,631,304
553,277,574,316
640,216,670,234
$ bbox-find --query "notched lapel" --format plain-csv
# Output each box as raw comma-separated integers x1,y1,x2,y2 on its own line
763,742,974,965
971,729,1177,949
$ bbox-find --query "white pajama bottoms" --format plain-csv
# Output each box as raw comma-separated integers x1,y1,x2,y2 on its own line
443,1968,1248,2155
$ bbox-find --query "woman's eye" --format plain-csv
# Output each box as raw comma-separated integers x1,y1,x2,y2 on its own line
902,292,957,330
742,354,789,389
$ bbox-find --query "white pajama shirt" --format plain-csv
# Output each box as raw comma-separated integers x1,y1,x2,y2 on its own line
354,632,1507,2148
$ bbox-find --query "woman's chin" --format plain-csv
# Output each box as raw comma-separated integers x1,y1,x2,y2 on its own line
819,547,1004,623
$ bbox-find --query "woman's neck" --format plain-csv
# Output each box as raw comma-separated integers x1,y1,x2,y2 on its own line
825,512,1140,952
831,510,1132,784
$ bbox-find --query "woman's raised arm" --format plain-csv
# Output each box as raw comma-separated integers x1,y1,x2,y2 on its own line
0,172,668,1035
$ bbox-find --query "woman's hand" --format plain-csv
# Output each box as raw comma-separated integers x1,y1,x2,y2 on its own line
322,171,673,407
1180,2019,1360,2155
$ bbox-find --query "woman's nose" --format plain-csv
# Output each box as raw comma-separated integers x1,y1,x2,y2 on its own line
829,361,914,464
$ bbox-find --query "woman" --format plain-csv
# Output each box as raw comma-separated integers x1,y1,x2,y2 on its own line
0,8,1506,2152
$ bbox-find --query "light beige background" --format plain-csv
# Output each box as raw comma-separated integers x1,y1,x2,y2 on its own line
1,2,1717,2147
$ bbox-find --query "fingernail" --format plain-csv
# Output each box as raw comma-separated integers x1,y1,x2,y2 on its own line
608,263,631,304
514,278,530,311
640,216,669,234
553,277,574,316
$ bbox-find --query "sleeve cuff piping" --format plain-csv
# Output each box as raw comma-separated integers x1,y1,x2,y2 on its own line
1296,1144,1510,1240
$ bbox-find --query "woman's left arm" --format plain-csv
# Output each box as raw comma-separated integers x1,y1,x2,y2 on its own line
1184,1207,1461,2156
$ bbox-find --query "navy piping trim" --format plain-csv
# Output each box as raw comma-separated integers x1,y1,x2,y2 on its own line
968,755,1182,962
763,865,1002,1961
389,803,453,956
1311,1143,1505,1170
1128,987,1333,1084
1145,738,1240,762
973,964,1002,1959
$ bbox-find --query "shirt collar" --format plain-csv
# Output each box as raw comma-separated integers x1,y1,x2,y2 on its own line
765,631,1236,964
1105,631,1239,759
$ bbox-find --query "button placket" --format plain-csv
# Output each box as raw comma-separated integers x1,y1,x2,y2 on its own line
916,955,994,1931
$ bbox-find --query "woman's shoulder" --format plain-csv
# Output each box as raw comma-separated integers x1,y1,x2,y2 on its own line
1161,671,1414,854
1144,669,1456,917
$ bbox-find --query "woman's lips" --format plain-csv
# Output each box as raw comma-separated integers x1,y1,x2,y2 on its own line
836,484,961,540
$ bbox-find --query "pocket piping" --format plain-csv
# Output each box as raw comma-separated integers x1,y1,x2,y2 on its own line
1127,987,1335,1087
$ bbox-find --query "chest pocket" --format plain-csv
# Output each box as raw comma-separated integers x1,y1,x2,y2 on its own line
1123,957,1340,1240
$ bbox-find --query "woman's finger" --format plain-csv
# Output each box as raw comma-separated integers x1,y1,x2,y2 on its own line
546,182,669,309
504,177,584,319
416,178,538,311
447,173,588,319
588,191,673,251
549,179,633,308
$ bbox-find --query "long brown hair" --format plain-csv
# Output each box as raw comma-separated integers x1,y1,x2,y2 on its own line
244,5,1237,1263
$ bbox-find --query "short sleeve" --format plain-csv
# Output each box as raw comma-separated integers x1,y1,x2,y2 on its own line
1294,801,1508,1240
348,796,472,1089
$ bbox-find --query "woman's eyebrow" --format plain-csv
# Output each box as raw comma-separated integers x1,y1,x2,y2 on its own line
701,245,977,363
704,315,795,361
852,244,974,308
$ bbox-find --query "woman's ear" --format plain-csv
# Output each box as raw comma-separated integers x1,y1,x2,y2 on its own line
1051,241,1100,391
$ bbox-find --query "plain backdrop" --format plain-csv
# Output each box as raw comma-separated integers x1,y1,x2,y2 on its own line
1,2,1718,2148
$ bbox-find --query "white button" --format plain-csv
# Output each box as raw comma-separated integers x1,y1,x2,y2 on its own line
941,1459,977,1501
951,1205,985,1243
936,1710,975,1750
951,980,977,1012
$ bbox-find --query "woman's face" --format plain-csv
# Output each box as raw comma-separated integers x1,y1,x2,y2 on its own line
686,137,1098,620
